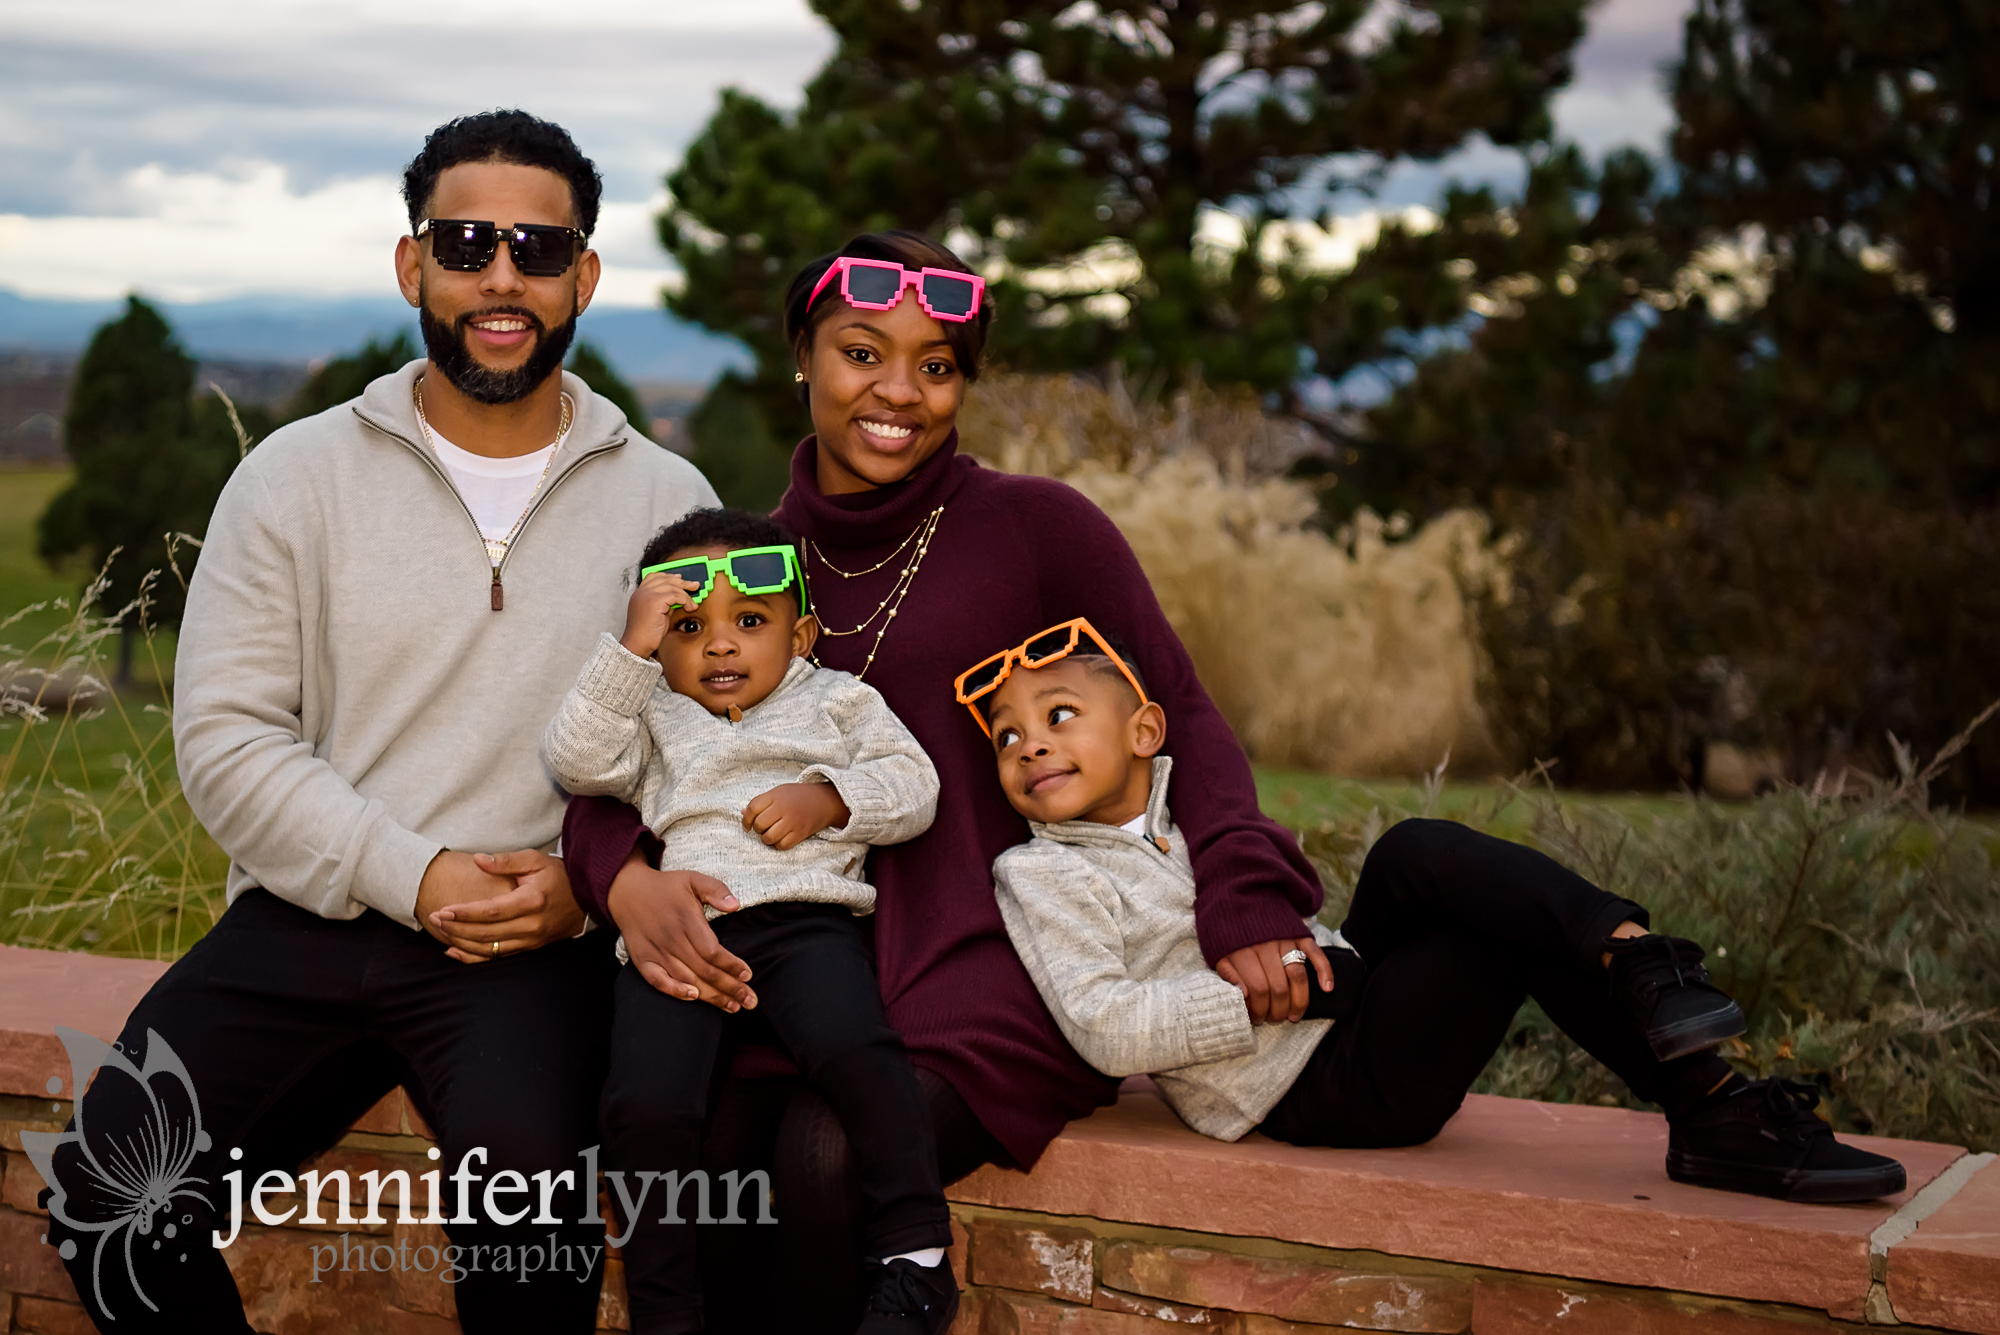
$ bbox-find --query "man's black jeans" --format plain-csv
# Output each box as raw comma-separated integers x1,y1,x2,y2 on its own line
1259,819,1733,1147
43,889,617,1334
601,902,953,1335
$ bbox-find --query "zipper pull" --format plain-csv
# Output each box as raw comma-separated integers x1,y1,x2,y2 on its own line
490,569,503,611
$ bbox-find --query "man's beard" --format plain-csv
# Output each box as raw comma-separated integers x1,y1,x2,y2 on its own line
420,294,578,405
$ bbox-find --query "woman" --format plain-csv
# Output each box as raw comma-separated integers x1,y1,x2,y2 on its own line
563,231,1900,1332
563,230,1327,1331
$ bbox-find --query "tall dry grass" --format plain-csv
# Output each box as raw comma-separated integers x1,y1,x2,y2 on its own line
960,371,1512,775
0,567,227,959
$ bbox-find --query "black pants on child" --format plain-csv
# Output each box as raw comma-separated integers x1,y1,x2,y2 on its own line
601,902,953,1335
43,889,617,1334
1259,819,1734,1147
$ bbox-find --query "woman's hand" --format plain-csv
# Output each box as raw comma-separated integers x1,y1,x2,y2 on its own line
605,848,758,1010
1217,936,1335,1024
420,849,587,963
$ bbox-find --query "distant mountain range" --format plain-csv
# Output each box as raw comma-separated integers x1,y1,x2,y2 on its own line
0,291,751,385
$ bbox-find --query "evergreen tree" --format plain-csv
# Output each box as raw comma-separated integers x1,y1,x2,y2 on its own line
38,297,238,681
280,331,418,424
565,340,649,431
1659,0,2000,501
1359,0,2000,512
662,0,1594,504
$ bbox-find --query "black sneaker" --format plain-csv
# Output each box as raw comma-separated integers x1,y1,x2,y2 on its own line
857,1257,959,1335
1606,933,1746,1061
1668,1077,1907,1203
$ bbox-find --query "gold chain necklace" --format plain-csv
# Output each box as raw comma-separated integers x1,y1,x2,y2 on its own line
413,378,571,567
804,505,944,681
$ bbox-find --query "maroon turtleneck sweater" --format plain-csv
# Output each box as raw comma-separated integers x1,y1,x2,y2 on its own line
562,432,1322,1167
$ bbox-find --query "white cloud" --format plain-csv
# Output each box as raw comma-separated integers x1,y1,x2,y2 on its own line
0,163,675,305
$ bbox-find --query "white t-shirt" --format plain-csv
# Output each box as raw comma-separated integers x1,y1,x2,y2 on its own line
1120,813,1148,835
427,426,567,554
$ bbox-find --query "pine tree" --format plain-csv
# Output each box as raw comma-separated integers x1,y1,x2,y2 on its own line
280,331,418,424
38,297,238,681
662,0,1594,504
565,340,649,432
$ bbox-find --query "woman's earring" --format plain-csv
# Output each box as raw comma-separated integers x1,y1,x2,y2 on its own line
794,372,806,383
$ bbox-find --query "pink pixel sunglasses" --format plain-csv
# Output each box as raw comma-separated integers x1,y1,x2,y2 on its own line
807,257,986,323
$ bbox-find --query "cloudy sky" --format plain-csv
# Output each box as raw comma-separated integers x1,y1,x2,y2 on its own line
0,0,1690,308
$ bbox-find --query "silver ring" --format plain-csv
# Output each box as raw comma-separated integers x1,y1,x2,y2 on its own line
1279,949,1309,968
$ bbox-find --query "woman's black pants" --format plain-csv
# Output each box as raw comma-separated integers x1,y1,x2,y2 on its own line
1258,819,1733,1147
600,903,955,1335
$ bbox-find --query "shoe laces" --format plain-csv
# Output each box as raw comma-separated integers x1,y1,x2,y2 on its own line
1747,1078,1831,1143
867,1261,944,1317
1617,934,1711,994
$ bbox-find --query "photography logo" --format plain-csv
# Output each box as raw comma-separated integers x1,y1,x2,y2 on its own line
23,1025,775,1318
22,1026,211,1318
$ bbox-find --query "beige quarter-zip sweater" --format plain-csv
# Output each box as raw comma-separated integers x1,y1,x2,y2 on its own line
173,359,718,927
993,757,1339,1141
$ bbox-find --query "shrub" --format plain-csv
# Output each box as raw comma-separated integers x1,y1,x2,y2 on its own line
961,372,1511,775
1292,742,2000,1150
1482,477,2000,803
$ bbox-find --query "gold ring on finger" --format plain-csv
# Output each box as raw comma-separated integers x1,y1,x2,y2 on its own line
491,940,499,958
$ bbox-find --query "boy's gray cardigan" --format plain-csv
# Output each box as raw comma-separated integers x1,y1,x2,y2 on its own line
542,637,938,917
993,756,1338,1141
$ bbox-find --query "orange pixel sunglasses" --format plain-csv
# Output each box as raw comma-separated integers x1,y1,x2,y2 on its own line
953,617,1150,737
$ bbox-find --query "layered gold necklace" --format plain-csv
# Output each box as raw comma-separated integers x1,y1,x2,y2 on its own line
413,378,573,566
805,505,945,681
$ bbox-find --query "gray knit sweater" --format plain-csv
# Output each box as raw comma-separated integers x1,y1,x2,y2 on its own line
993,756,1338,1141
542,636,938,918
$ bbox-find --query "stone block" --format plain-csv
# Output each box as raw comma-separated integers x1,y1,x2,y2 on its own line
389,1222,457,1319
13,1294,98,1335
972,1287,1180,1332
4,1150,49,1214
1471,1275,1818,1333
348,1090,405,1136
949,1089,1962,1314
0,946,167,1100
0,1206,79,1302
949,1216,970,1291
0,1103,67,1154
1887,1157,2000,1335
970,1218,1094,1304
1093,1285,1226,1323
382,1309,461,1335
597,1253,629,1331
1101,1241,1469,1331
221,1224,395,1335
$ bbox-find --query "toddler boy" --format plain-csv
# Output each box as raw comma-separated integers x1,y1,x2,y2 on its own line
544,507,957,1334
972,618,1908,1205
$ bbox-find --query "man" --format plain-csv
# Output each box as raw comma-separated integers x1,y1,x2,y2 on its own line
40,111,717,1332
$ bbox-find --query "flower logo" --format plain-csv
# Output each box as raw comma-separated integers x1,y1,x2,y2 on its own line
22,1026,211,1318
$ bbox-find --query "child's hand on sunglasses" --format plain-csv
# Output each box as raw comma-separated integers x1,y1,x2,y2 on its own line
742,782,851,850
620,571,703,661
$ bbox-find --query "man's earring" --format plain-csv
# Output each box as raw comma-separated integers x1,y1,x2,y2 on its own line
794,372,806,383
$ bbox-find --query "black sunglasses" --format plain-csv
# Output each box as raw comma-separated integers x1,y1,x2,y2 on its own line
416,219,585,277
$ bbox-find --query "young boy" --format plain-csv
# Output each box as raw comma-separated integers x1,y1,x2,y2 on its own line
544,508,958,1335
968,617,1906,1203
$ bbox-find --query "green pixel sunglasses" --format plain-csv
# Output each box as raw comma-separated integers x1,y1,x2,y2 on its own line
640,545,805,609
